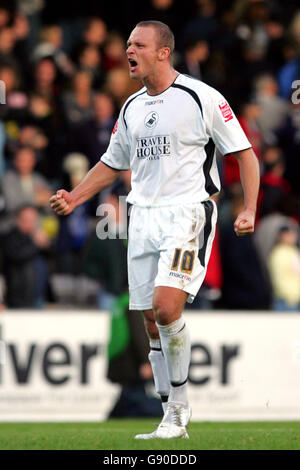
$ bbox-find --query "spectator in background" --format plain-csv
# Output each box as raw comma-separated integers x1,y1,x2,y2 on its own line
257,146,291,220
25,94,64,182
0,63,19,96
18,125,48,153
102,32,128,72
261,13,286,74
32,24,75,77
2,122,51,184
276,102,300,197
235,0,270,65
219,183,271,310
182,0,219,45
12,13,31,80
1,146,52,219
254,212,299,268
16,0,45,58
77,43,104,88
0,6,11,29
31,57,58,100
27,93,57,146
0,121,5,177
2,205,50,308
277,10,300,99
238,101,263,160
72,16,107,60
177,36,210,81
82,17,107,48
0,63,28,116
137,0,182,41
0,26,17,65
229,2,285,104
268,225,300,311
61,69,94,128
253,74,289,145
55,152,90,275
68,92,116,169
28,92,53,125
277,41,300,100
288,10,300,49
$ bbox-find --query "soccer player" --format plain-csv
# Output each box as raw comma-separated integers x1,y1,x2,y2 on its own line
50,21,259,439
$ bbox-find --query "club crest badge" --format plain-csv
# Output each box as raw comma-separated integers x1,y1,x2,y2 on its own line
144,111,159,129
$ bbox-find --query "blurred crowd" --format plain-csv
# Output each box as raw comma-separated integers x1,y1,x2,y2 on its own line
0,0,299,312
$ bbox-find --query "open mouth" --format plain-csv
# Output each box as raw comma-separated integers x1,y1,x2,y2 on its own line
128,58,138,71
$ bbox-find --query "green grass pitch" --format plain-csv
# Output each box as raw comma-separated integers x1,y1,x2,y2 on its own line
0,421,299,450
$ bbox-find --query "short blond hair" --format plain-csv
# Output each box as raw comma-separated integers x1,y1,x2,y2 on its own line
135,20,175,57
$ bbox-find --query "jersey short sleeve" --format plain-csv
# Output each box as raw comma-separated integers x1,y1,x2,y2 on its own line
100,109,130,170
207,88,251,156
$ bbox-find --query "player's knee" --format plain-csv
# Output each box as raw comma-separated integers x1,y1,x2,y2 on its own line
153,300,174,325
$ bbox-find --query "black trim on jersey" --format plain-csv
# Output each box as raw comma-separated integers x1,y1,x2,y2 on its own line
198,200,214,267
203,138,219,196
171,83,203,118
150,347,162,352
171,378,188,387
182,73,202,82
223,146,252,156
100,160,122,171
145,74,180,97
123,90,147,129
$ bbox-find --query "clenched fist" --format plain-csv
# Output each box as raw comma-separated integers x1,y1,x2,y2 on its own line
234,209,255,237
49,190,75,216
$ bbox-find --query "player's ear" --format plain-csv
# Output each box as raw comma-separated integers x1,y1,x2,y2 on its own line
158,47,170,61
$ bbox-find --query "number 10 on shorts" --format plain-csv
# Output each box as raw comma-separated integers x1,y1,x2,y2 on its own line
171,249,195,274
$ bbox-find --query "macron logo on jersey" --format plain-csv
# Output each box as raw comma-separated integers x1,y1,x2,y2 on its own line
218,100,233,123
145,99,164,106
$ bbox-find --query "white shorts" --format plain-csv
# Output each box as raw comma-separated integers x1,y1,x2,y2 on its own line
128,200,217,310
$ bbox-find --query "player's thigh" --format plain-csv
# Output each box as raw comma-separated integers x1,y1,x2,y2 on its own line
127,238,159,310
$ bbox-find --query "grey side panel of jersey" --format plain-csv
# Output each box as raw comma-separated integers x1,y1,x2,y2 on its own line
198,199,214,267
203,138,219,196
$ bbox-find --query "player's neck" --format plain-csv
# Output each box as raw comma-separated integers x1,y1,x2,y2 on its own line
143,68,179,96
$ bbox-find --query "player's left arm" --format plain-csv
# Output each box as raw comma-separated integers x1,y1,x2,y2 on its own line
231,147,260,237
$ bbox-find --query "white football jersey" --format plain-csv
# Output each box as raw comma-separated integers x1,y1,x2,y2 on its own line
101,74,251,207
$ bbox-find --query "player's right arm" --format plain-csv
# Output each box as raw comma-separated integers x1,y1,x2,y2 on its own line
49,161,120,216
50,100,132,216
